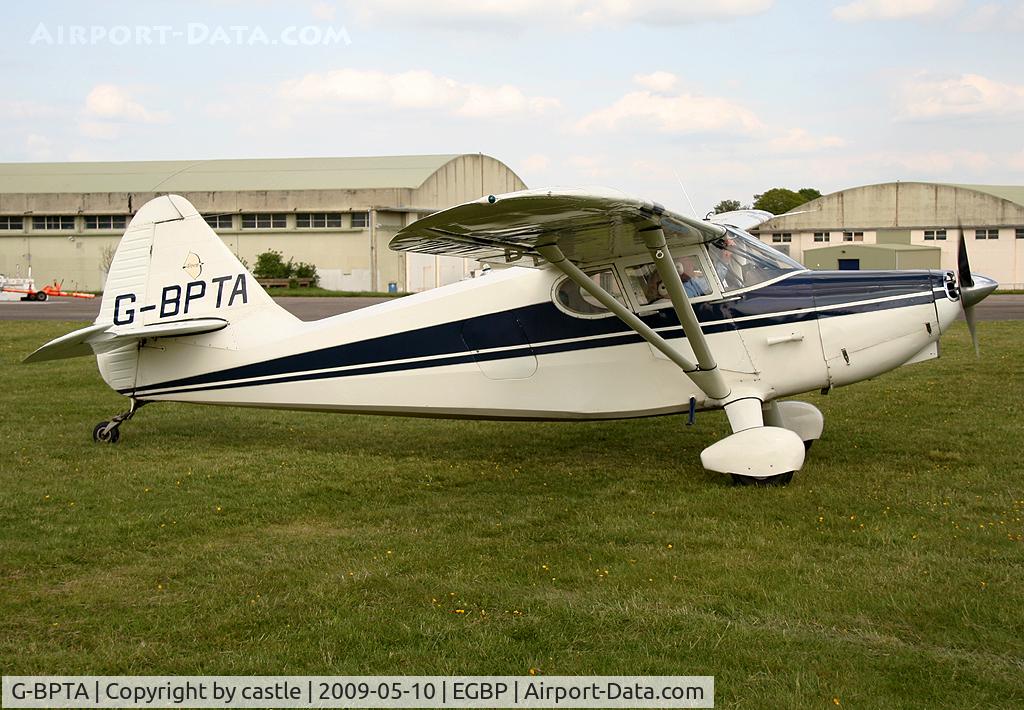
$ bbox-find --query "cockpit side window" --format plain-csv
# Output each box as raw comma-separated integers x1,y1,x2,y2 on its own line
624,256,712,307
706,228,804,291
554,267,626,317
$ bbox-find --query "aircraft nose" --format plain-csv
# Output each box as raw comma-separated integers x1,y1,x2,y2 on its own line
962,274,998,308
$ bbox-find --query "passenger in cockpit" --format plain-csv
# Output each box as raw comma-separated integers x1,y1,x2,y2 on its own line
645,257,709,302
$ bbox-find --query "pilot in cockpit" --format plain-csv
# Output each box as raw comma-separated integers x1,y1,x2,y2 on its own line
708,236,746,290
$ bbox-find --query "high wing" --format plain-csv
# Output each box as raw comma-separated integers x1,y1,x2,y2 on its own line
392,187,732,401
389,187,726,267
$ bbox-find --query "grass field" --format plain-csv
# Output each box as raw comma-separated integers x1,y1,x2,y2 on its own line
1,320,1022,708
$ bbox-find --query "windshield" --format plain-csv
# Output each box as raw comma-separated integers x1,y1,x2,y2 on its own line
706,228,804,291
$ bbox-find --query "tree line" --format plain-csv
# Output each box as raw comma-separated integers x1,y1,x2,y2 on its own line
713,187,822,216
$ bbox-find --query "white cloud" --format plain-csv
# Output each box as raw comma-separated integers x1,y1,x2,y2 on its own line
311,1,337,20
25,134,53,160
766,128,846,153
84,85,168,123
575,89,763,135
1,100,60,120
962,1,1024,31
567,154,613,179
78,121,121,140
883,149,994,174
833,0,962,21
897,73,1024,120
459,85,560,117
347,0,773,27
281,68,559,117
576,0,774,25
633,71,677,93
520,154,551,172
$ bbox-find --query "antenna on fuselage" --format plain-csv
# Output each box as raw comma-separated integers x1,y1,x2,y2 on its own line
671,167,699,219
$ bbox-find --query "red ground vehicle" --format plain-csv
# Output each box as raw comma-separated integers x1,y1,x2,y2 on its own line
0,275,95,301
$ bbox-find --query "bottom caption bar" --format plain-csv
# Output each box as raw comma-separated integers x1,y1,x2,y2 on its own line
3,676,714,709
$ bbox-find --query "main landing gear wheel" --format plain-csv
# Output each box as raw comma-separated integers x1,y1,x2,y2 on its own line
731,471,794,487
92,421,121,444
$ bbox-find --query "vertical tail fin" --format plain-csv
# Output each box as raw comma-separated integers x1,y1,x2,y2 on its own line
99,194,291,327
96,194,299,392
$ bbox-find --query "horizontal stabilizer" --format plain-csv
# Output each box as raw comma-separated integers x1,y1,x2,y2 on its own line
21,323,111,363
109,317,228,341
24,317,228,364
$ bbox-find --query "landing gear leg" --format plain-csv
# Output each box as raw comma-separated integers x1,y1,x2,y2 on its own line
762,400,824,451
92,398,148,444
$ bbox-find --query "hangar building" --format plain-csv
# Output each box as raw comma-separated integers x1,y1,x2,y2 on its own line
751,182,1024,289
0,154,525,293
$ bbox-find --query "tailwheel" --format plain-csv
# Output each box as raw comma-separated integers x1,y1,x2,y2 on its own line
92,421,121,444
731,471,794,487
91,398,147,444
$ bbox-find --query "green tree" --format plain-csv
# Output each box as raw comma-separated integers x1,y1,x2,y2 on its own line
253,250,293,279
752,187,821,215
713,199,744,214
293,261,320,286
252,250,320,286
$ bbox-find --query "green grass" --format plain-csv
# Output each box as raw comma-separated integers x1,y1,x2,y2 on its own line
1,321,1022,708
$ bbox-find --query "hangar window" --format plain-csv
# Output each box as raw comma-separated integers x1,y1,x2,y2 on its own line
924,229,947,241
32,216,75,230
553,267,626,318
0,216,23,230
204,214,235,230
84,215,127,230
297,212,343,228
242,213,287,229
350,212,369,228
842,231,864,242
813,232,830,242
771,232,792,243
1016,228,1024,239
975,228,999,240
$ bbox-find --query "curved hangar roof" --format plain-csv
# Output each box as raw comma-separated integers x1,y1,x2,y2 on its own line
758,182,1024,230
0,154,495,193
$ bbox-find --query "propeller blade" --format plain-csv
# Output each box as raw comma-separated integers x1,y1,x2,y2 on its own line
957,227,974,289
964,304,980,357
957,222,978,356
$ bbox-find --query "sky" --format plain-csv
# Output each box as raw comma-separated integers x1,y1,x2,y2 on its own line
2,0,1022,214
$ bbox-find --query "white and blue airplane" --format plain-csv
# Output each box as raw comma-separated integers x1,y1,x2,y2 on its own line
25,189,996,484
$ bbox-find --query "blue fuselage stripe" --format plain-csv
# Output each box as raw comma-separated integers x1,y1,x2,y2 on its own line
125,271,943,397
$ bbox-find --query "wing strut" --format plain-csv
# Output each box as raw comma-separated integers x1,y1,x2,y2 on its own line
536,243,730,401
640,228,730,399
